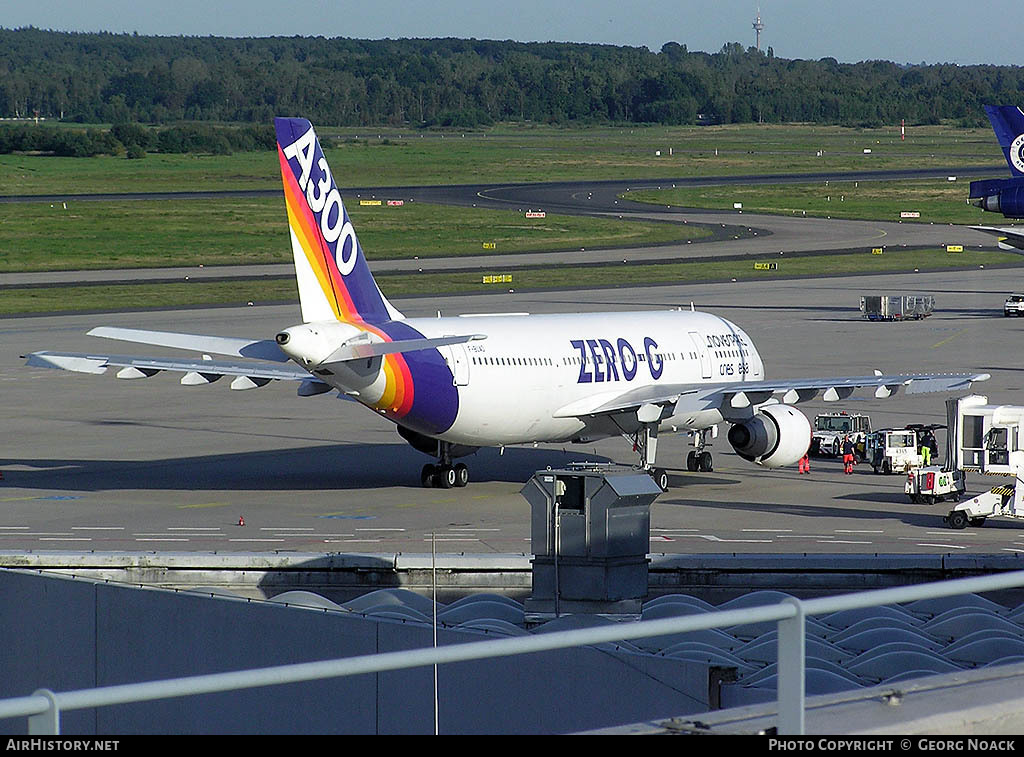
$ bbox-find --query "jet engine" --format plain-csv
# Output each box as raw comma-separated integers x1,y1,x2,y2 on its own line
969,178,1024,219
727,404,811,468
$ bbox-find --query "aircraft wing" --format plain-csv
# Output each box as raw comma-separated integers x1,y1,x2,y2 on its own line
554,371,990,420
970,225,1024,251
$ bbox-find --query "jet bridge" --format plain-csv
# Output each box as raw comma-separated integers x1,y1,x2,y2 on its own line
945,395,1024,528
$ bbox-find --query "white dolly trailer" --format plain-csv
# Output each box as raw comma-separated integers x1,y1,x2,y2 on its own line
944,395,1024,529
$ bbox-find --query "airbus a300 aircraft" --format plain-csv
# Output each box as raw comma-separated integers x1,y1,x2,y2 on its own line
28,118,989,490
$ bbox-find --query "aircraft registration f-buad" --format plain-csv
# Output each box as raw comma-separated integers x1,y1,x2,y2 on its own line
28,118,990,490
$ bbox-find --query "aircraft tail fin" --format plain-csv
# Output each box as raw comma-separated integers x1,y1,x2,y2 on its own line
984,105,1024,177
275,117,402,324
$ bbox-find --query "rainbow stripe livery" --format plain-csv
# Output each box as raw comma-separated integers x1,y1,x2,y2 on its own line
275,117,458,434
276,117,400,324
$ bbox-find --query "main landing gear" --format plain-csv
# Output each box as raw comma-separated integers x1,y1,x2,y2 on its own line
686,429,714,472
633,419,671,493
631,420,714,492
420,442,469,488
686,450,714,472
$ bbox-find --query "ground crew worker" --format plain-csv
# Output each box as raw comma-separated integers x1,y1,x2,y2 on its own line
842,435,856,474
921,438,931,466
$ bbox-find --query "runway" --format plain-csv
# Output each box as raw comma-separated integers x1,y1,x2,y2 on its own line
5,265,1024,555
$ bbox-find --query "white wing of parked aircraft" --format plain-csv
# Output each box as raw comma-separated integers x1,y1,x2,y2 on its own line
970,225,1024,251
25,118,990,490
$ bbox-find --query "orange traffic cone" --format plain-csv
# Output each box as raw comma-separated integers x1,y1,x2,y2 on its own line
238,516,245,527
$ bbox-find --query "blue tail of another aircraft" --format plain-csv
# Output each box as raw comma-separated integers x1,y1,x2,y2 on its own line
970,105,1024,218
984,105,1024,177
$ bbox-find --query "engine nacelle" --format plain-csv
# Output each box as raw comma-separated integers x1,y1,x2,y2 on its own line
970,178,1024,219
727,404,811,468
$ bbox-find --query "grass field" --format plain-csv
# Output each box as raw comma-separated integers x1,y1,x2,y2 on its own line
0,122,1005,196
626,178,993,225
2,121,1018,314
3,248,1018,316
0,198,707,272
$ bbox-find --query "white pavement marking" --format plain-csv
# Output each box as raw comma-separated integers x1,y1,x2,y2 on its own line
674,534,773,543
835,529,884,534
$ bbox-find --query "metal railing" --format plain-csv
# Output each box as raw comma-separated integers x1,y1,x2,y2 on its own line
4,569,1024,735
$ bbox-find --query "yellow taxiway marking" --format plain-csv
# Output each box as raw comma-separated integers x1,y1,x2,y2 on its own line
932,328,970,349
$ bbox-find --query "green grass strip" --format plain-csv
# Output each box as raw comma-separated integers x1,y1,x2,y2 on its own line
0,198,706,272
0,122,1004,195
4,248,1019,316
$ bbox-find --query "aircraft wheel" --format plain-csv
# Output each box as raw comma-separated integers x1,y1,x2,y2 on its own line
686,451,698,471
947,510,969,530
652,468,669,492
438,465,456,489
421,464,437,488
454,463,469,488
699,451,714,472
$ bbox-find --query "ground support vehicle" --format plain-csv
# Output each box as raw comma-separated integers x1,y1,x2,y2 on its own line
905,466,966,504
1005,294,1024,317
943,396,1024,529
811,411,870,459
867,428,922,474
860,294,934,321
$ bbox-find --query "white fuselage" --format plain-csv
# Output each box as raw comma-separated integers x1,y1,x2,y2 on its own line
325,309,765,447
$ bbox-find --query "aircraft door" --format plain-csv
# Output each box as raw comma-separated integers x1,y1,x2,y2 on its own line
986,425,1012,471
688,331,712,379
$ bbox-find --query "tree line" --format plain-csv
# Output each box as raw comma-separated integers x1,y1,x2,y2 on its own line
1,27,1021,128
0,122,274,157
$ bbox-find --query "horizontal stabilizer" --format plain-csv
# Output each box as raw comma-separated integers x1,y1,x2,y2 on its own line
88,327,289,362
26,352,109,374
323,333,486,364
26,351,311,382
969,226,1024,251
